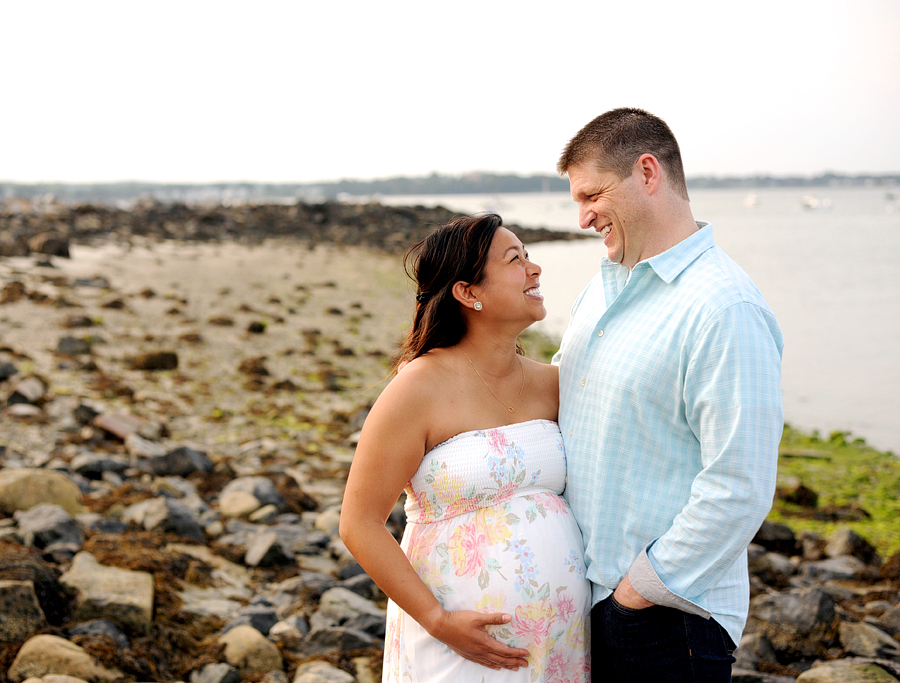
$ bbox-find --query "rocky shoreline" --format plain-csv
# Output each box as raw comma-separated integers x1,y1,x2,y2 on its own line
0,197,590,257
1,200,899,683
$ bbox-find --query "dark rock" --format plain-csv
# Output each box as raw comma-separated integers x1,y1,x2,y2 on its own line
754,520,799,555
302,626,383,654
129,351,178,371
6,375,47,405
0,578,47,641
800,556,868,582
70,452,130,479
149,445,214,477
344,612,386,638
881,552,900,581
340,572,383,602
0,361,18,382
100,297,127,309
747,587,838,659
800,531,827,562
75,513,128,535
73,403,100,425
14,504,84,549
244,531,293,567
238,356,269,376
68,617,130,648
0,541,71,624
838,621,900,659
221,476,286,510
125,497,205,542
826,528,881,566
336,561,366,581
63,315,96,328
57,336,93,356
223,604,279,636
28,233,70,258
247,321,266,334
876,603,900,635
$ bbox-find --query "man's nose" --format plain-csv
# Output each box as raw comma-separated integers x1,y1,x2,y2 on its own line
578,206,595,230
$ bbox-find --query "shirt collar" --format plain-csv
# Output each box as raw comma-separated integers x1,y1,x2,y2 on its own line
600,221,714,282
645,221,714,284
599,222,713,301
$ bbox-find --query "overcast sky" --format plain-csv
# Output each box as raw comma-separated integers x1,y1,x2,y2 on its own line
2,0,898,183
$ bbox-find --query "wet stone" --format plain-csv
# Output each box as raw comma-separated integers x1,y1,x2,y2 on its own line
67,617,130,649
56,337,92,356
0,580,47,642
14,504,84,549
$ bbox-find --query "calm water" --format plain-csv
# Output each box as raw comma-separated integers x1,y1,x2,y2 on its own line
368,188,900,454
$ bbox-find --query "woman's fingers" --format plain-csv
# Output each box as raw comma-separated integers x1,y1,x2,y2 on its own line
473,612,531,659
432,610,531,670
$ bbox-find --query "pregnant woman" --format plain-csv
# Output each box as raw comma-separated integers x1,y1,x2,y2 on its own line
340,213,590,682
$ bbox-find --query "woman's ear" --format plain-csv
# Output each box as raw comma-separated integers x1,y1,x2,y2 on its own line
451,280,479,309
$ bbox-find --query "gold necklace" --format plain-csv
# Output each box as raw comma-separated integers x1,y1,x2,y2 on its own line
463,352,525,413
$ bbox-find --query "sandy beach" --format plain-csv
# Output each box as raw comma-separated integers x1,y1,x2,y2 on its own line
1,238,412,458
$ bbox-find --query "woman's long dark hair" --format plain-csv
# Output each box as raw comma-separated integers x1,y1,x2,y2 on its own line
395,213,505,369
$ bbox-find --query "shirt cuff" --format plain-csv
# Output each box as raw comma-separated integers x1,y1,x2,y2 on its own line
627,547,711,619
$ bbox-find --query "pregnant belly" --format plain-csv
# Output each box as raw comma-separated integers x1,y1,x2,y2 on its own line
403,492,590,648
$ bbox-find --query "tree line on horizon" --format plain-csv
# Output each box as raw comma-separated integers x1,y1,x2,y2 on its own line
1,171,898,204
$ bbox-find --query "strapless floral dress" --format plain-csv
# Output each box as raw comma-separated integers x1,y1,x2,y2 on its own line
383,419,591,682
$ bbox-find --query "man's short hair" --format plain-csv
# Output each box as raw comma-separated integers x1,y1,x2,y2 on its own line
557,108,689,200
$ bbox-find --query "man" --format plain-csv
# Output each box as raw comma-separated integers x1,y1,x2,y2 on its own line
554,108,784,682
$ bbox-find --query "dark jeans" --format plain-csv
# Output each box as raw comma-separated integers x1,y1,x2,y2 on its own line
591,595,736,683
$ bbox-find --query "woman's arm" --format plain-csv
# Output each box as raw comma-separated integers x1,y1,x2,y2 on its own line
339,363,530,671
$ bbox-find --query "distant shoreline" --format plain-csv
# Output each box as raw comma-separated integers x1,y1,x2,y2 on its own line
2,170,899,205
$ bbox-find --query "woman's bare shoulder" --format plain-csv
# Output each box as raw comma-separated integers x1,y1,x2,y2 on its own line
522,356,559,382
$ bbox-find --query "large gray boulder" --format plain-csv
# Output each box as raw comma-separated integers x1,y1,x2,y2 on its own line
746,587,838,658
838,621,900,659
59,552,154,634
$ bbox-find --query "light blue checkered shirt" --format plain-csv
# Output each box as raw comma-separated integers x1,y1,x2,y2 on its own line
554,223,784,645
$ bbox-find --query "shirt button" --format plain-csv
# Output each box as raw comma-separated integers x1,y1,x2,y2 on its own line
597,329,604,337
568,429,573,436
581,379,586,387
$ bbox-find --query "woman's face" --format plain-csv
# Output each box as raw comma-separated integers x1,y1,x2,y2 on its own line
475,227,545,323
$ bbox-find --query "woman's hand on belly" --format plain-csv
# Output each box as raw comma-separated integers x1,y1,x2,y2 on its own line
428,608,531,671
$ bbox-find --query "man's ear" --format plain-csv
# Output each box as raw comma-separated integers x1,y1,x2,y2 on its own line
636,153,661,195
451,280,479,309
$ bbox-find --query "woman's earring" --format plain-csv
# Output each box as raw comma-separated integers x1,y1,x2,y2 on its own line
474,302,483,311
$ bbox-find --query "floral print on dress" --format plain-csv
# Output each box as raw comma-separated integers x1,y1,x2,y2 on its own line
384,419,590,682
